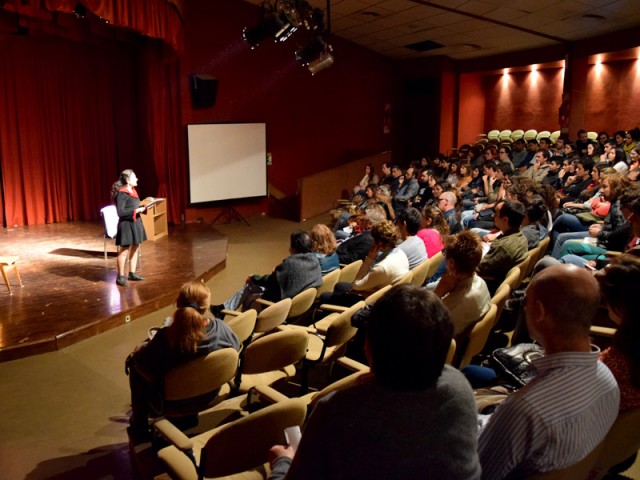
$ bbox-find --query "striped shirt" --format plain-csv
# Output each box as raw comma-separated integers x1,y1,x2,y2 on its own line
478,347,619,480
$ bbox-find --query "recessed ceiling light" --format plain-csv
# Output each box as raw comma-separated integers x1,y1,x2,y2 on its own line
463,44,482,50
361,11,381,17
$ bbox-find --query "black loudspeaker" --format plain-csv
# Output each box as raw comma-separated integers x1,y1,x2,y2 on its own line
190,74,218,109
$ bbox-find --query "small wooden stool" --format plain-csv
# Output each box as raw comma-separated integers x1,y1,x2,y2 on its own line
0,256,23,295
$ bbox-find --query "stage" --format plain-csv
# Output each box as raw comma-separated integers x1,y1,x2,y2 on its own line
0,221,227,362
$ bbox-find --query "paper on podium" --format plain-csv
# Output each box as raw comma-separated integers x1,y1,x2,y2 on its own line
141,197,164,211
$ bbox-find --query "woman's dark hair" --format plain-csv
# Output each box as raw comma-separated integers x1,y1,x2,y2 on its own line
111,169,134,200
523,194,548,224
168,281,210,354
627,127,640,142
290,230,312,253
597,254,640,388
422,205,450,236
367,285,452,390
611,148,627,166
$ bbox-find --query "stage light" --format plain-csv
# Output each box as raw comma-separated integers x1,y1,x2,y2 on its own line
295,36,327,65
308,48,334,75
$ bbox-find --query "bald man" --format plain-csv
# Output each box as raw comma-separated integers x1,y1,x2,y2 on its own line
478,264,619,480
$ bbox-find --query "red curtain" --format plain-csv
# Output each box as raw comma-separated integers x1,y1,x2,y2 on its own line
0,36,141,226
2,0,183,52
0,2,185,227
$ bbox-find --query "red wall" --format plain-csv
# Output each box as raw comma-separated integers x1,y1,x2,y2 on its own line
584,59,640,133
458,73,485,145
180,0,396,218
483,67,563,134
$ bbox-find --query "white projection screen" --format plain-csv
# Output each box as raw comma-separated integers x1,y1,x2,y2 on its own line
187,123,267,204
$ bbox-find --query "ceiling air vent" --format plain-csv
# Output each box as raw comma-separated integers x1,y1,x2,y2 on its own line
405,39,443,52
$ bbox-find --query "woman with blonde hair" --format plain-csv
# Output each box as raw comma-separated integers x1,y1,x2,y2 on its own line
126,281,239,443
309,224,339,274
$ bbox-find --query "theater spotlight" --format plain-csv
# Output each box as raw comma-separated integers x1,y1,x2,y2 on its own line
273,12,297,42
242,0,279,48
308,48,334,75
295,36,327,66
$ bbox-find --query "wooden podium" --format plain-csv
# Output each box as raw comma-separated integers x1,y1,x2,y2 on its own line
140,198,168,241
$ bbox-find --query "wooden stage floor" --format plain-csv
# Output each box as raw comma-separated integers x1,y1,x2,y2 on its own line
0,222,227,362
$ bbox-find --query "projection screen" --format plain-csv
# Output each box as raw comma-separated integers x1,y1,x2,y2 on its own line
187,123,267,204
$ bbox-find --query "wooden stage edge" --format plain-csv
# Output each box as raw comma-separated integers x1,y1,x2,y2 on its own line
0,221,228,363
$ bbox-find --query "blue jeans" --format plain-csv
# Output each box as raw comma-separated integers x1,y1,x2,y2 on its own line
551,213,589,248
551,231,588,258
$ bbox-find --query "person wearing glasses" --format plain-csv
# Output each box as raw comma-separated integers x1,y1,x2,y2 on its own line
437,191,461,234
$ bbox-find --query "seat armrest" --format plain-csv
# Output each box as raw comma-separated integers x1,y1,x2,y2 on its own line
249,385,291,405
221,309,240,317
590,326,616,337
254,298,275,307
336,357,370,373
154,418,193,452
317,304,348,313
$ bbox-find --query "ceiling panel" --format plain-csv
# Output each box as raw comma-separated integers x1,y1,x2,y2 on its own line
241,0,640,60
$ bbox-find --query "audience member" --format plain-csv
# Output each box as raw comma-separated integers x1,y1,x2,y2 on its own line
268,285,481,480
395,207,428,269
352,163,378,196
597,254,640,411
478,264,619,479
427,231,491,336
126,281,239,444
309,224,339,274
521,149,550,182
477,200,528,294
417,205,449,258
212,231,322,313
437,190,462,234
336,204,386,264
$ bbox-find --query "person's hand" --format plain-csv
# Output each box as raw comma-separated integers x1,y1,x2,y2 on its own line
366,243,380,261
434,270,458,297
589,223,603,237
268,445,295,465
136,206,146,214
566,175,576,185
473,212,479,220
482,232,499,243
586,260,597,268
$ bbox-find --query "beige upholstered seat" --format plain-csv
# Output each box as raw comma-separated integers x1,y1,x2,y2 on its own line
299,300,366,393
255,287,317,325
0,256,23,295
391,270,412,285
234,328,308,394
588,408,640,479
502,266,521,292
316,268,340,298
523,129,538,141
511,129,525,141
487,129,500,140
491,282,511,324
410,255,435,287
549,130,561,143
536,130,551,141
338,259,363,284
522,441,603,479
457,303,498,368
152,348,239,418
156,398,307,480
223,309,257,347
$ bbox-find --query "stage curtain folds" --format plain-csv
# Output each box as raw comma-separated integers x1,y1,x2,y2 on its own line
2,0,183,52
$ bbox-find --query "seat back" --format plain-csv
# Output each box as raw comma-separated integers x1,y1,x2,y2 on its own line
537,236,551,258
325,300,366,349
459,304,498,368
199,398,308,478
364,284,392,305
224,309,257,345
515,256,531,286
491,282,511,325
101,205,119,239
503,266,521,292
288,288,318,319
487,129,500,140
536,130,551,141
241,329,308,375
255,298,292,333
410,256,433,287
511,129,525,141
391,270,412,285
446,338,456,365
524,129,538,141
550,130,561,143
163,348,239,402
425,251,445,282
589,408,640,480
523,245,541,281
587,131,598,141
523,441,603,480
316,268,340,298
338,260,363,284
499,129,512,140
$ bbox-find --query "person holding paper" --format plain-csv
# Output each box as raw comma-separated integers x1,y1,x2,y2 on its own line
111,169,148,287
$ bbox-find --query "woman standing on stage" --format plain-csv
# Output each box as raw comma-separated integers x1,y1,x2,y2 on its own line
111,169,147,287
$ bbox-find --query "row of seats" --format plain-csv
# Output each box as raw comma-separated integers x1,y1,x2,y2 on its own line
477,129,596,144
